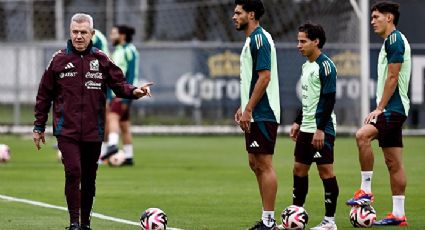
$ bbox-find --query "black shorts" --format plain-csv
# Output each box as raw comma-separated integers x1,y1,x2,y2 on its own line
294,131,335,165
370,112,406,148
245,122,278,155
110,97,131,121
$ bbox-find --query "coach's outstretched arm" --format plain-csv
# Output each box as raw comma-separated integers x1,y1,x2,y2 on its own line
105,57,153,99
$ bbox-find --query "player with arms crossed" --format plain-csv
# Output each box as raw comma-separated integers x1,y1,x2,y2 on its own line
283,23,339,230
233,0,280,229
346,1,411,226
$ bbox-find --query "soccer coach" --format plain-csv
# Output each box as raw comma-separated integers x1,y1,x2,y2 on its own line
33,13,152,230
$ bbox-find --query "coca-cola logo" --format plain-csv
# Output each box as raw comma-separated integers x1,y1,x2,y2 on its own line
85,72,103,79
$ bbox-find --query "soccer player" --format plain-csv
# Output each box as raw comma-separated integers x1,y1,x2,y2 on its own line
232,0,280,229
101,25,139,166
33,13,152,230
92,29,109,55
346,1,411,226
283,23,339,230
91,29,112,159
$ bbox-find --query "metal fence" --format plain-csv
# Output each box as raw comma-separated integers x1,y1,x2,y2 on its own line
1,0,425,132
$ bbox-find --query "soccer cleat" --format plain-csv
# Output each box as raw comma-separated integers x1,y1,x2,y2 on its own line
121,158,134,166
310,218,337,230
346,189,374,206
100,145,118,160
247,220,277,230
373,213,408,226
65,223,81,230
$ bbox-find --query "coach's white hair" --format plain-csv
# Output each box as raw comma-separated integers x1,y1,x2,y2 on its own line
70,13,94,30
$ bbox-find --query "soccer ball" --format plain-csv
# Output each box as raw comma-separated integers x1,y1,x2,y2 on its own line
0,144,11,163
108,149,125,166
140,208,168,230
281,205,309,230
57,149,63,162
349,205,376,227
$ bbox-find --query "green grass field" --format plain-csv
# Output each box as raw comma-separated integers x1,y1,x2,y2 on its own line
0,134,424,229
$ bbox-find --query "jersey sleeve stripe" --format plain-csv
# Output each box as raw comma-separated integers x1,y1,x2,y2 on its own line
255,34,263,50
322,60,331,76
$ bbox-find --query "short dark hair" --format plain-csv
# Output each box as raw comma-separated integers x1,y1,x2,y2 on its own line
115,25,136,43
298,23,326,49
371,1,400,26
234,0,265,20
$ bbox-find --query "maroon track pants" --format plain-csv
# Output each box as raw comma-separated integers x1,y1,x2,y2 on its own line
57,136,101,226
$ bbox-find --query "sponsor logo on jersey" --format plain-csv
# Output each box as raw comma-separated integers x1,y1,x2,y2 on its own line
64,62,75,70
85,72,103,79
85,80,102,90
89,59,99,71
59,72,77,78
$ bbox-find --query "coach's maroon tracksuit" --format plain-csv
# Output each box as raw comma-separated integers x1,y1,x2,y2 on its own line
34,40,138,225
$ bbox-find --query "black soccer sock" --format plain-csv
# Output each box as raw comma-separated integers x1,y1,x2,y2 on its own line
293,175,309,206
323,176,339,217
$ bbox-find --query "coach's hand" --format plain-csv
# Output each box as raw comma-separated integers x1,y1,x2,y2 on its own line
33,131,45,150
312,129,324,150
240,108,252,133
364,108,382,125
133,82,154,98
289,123,300,142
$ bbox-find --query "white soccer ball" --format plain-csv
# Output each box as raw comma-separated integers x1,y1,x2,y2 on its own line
0,144,11,163
57,149,63,162
281,205,309,230
108,149,125,167
140,208,168,230
349,205,376,227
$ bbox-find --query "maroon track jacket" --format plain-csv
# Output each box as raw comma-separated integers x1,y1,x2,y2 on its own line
34,40,138,142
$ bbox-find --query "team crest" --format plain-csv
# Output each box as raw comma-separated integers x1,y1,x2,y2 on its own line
89,59,99,71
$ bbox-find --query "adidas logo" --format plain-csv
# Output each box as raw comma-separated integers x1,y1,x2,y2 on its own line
65,62,75,70
250,141,260,148
325,198,332,204
313,152,322,158
365,178,371,181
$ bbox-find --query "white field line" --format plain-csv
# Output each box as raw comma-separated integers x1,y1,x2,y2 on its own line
0,194,183,230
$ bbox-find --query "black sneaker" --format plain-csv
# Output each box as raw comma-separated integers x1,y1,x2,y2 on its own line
121,158,134,166
247,220,277,230
65,223,80,230
80,225,92,230
100,145,118,160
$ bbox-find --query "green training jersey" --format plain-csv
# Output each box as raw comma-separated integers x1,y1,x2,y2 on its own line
299,53,337,136
92,29,109,55
376,30,411,116
239,26,280,123
110,43,139,101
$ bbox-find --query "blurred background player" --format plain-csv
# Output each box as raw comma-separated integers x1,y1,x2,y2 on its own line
92,29,109,55
346,1,411,226
233,0,280,229
100,25,139,166
284,23,339,230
